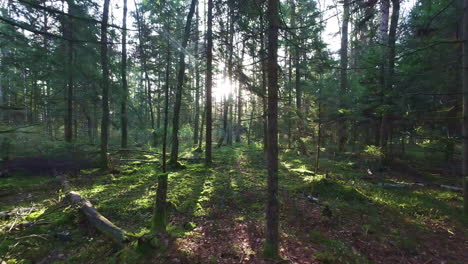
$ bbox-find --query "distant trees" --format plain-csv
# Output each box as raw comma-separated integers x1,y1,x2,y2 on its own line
0,0,465,233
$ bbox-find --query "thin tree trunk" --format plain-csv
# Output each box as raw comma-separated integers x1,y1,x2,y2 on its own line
338,0,349,152
236,44,245,143
121,0,128,148
193,3,200,145
260,15,268,153
247,97,255,145
205,0,213,165
169,0,197,165
64,1,74,143
134,0,156,146
100,0,111,168
152,32,171,232
264,0,279,258
378,0,390,152
198,104,205,151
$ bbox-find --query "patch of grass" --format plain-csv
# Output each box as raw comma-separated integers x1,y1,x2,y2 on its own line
313,236,369,264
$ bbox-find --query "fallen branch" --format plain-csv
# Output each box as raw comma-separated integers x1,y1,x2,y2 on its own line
14,221,50,230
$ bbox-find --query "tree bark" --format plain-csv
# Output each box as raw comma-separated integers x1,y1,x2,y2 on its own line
264,0,279,258
169,0,197,165
100,0,111,168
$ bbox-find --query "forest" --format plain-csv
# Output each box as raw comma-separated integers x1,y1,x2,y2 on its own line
0,0,467,263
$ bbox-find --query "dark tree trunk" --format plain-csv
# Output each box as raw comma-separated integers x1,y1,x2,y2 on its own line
384,0,400,158
100,0,111,168
120,0,128,148
169,0,197,165
205,0,213,165
462,0,468,214
264,0,279,258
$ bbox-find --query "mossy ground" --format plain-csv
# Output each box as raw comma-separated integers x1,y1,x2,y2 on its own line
0,144,466,263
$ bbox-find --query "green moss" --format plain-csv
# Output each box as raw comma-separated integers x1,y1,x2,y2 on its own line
262,240,280,260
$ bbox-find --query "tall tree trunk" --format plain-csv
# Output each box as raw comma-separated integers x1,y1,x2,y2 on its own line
169,0,197,165
378,0,390,151
226,9,234,146
193,3,200,145
264,0,279,258
153,33,171,232
120,0,128,148
100,0,111,168
205,0,213,165
338,0,350,152
64,1,74,143
236,44,245,143
247,96,256,145
384,0,400,159
134,0,156,146
462,0,468,215
287,35,293,149
290,1,307,154
260,15,268,153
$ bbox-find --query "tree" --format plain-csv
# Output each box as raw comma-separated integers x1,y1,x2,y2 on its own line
64,0,75,143
338,0,349,152
169,0,197,165
121,0,128,148
264,0,279,258
462,0,468,214
205,0,213,165
193,2,200,145
100,0,111,168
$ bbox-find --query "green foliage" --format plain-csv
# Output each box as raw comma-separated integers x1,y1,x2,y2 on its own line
363,145,383,159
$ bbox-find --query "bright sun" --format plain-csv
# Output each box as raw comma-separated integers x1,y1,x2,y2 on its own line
213,75,233,101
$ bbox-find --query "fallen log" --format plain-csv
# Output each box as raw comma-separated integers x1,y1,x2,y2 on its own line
56,173,129,247
67,191,128,246
377,182,462,192
119,159,159,163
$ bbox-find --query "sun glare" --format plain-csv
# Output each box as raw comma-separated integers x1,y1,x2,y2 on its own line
213,75,233,101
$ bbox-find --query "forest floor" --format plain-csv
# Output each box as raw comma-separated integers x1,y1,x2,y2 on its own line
0,144,467,264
